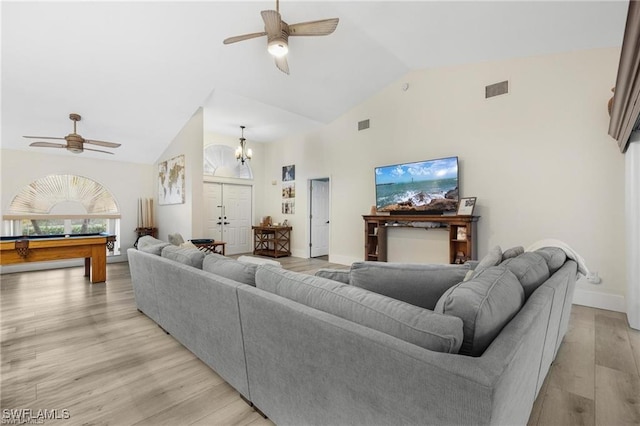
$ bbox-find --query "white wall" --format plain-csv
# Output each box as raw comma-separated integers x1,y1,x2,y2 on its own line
258,47,627,306
155,108,204,241
0,148,155,264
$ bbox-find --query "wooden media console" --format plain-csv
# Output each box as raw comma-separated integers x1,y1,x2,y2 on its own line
363,215,479,264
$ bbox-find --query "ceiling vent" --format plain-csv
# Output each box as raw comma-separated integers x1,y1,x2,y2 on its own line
485,80,509,99
358,119,370,131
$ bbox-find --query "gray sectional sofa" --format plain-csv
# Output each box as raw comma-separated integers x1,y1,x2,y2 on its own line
128,236,578,425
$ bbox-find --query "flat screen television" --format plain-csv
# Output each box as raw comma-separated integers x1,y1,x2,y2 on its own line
375,156,459,214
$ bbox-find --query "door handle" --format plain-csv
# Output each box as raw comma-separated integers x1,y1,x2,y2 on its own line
223,222,230,225
216,221,222,225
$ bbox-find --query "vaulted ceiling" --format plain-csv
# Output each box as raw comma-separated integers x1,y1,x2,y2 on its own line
1,1,628,164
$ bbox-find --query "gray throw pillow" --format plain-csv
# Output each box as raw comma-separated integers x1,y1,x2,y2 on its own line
137,235,166,250
502,246,524,261
203,253,258,286
534,247,567,275
501,252,550,299
349,262,470,310
435,266,524,357
161,245,205,269
168,233,185,246
472,245,503,278
256,265,464,354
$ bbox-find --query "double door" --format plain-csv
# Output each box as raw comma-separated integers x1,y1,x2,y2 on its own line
203,183,252,255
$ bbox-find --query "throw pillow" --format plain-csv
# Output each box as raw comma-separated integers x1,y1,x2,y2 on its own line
168,233,185,246
349,262,470,310
203,253,258,286
501,252,550,299
502,246,524,261
471,245,503,278
435,265,524,356
256,265,464,354
161,245,205,269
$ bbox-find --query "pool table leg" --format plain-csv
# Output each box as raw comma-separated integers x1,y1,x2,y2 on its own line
84,258,90,278
89,245,107,283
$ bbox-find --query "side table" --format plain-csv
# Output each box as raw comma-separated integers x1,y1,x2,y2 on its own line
191,239,226,256
252,226,291,258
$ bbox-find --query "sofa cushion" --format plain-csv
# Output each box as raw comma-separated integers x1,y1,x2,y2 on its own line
349,262,470,310
502,246,524,261
534,247,567,275
137,236,170,255
256,265,464,354
472,245,503,278
315,268,351,284
203,253,258,286
501,252,550,299
161,245,205,269
435,266,524,356
237,255,282,267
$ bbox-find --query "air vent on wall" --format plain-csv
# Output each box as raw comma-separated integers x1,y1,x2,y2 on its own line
358,119,370,131
485,80,509,99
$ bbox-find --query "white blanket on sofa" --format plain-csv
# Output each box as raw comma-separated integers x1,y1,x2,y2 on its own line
525,239,589,276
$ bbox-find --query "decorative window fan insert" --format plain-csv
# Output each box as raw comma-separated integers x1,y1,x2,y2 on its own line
204,145,253,180
3,174,121,253
7,174,119,216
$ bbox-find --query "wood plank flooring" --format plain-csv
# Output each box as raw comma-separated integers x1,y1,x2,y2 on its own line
1,257,639,425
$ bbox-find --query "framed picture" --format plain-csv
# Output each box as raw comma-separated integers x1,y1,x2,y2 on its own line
282,164,295,182
457,197,477,216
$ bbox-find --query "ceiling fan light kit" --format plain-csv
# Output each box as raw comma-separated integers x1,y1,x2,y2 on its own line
24,113,122,155
223,0,339,74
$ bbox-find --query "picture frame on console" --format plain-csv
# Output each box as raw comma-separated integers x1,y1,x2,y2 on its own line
457,197,477,216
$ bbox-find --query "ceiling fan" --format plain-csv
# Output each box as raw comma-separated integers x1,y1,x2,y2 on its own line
24,113,121,155
223,0,339,74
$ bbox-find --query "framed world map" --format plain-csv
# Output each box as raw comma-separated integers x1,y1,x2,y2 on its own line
158,154,185,205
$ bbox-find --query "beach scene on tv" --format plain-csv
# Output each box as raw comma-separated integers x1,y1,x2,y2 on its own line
375,156,459,214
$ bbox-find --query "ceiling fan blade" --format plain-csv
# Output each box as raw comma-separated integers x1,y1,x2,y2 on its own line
84,147,115,155
289,18,339,36
29,142,67,148
23,136,66,140
261,10,282,36
223,31,267,45
85,139,121,148
275,55,289,74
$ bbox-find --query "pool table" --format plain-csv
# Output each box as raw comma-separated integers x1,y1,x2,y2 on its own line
0,233,116,283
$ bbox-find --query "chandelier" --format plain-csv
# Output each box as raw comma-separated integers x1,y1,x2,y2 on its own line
235,125,252,165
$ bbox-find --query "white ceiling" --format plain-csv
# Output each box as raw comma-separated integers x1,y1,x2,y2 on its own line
1,1,628,164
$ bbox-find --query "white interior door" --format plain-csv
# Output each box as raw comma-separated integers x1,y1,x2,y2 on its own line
203,182,223,241
310,179,330,257
222,184,252,255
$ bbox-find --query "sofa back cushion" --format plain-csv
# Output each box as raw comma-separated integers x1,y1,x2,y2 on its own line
501,252,550,299
203,253,258,286
534,247,567,275
137,236,170,255
435,266,524,356
349,262,470,310
256,265,464,354
161,245,205,269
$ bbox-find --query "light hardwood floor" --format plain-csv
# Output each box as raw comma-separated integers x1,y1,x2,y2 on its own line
1,258,639,425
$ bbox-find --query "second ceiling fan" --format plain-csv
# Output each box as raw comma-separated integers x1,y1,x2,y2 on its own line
223,0,339,74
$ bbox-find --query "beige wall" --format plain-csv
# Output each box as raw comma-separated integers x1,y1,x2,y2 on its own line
155,108,204,241
258,47,626,307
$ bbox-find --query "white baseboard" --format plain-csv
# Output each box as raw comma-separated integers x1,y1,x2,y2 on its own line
572,288,626,313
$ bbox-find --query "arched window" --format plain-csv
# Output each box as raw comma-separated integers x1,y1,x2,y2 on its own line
3,174,121,255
